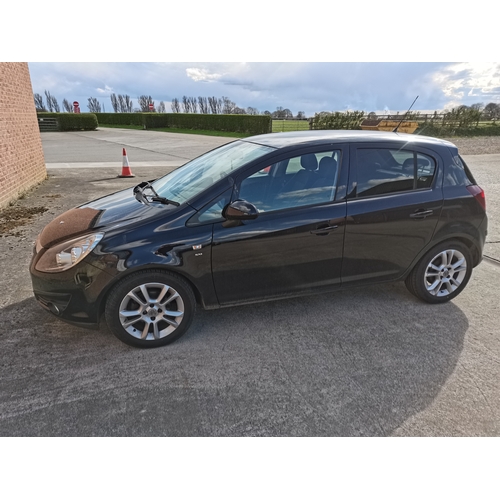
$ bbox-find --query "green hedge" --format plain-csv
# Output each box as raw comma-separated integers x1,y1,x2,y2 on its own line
310,111,365,130
142,113,169,129
94,113,144,126
95,113,272,134
37,112,98,131
161,114,272,134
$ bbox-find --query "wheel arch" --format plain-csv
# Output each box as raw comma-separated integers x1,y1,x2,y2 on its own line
403,233,481,280
404,237,473,303
96,265,207,321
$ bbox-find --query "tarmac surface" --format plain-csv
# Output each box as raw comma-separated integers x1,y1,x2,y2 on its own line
0,128,498,436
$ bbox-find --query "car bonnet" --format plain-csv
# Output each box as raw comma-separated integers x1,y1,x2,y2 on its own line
38,187,177,248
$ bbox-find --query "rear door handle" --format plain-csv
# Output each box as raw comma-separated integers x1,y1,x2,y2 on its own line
410,209,434,219
310,225,338,235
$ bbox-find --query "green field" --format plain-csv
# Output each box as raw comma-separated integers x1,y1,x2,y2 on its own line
272,120,310,132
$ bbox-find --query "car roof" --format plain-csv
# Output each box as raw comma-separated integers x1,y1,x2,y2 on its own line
242,130,457,150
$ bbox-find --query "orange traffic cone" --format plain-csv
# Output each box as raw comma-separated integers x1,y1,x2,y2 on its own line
118,148,135,178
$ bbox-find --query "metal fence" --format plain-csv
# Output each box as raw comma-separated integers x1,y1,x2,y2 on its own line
272,119,310,132
272,115,499,133
37,117,58,131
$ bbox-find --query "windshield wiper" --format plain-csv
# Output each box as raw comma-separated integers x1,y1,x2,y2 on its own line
150,195,180,206
133,181,180,207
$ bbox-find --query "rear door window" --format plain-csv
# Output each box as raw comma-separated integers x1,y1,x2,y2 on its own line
355,148,436,198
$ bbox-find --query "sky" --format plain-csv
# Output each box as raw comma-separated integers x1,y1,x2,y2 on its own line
27,62,500,117
7,1,498,118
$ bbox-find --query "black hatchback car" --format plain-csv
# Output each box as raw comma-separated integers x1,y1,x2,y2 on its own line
30,131,488,348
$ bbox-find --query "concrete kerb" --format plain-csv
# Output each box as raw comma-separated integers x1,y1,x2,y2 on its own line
45,161,185,170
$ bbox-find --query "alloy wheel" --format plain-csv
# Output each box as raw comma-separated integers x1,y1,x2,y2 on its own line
424,249,467,297
118,282,185,340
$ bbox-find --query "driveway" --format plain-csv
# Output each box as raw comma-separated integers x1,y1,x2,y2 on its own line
41,127,234,168
0,129,498,436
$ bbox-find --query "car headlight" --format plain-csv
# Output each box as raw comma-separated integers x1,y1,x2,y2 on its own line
35,233,104,273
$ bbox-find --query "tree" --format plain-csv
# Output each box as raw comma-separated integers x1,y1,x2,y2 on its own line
233,106,246,114
34,93,46,111
222,96,236,114
296,111,306,120
117,95,133,113
62,99,73,113
87,97,102,113
110,93,119,113
44,90,59,112
171,98,181,113
482,102,500,120
44,90,53,112
138,95,155,112
126,95,133,113
208,96,219,114
246,107,259,115
442,106,481,129
118,95,126,112
158,101,166,113
272,106,285,119
198,96,209,114
367,111,377,119
189,96,198,113
182,96,191,113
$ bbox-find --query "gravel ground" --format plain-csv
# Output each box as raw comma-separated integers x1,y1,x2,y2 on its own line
438,136,500,155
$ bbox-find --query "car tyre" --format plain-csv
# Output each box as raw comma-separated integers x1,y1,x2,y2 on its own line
105,270,196,348
405,240,473,304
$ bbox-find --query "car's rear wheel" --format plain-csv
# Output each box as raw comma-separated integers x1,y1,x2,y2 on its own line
105,270,196,348
405,240,473,304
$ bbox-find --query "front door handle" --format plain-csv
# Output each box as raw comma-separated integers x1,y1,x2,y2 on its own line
310,225,338,235
410,209,434,219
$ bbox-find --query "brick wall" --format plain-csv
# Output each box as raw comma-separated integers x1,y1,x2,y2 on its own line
0,62,46,209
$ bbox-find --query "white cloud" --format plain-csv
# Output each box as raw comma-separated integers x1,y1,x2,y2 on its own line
96,85,113,94
186,68,222,82
433,62,500,108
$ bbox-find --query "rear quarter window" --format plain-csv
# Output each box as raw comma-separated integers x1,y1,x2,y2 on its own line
444,148,475,186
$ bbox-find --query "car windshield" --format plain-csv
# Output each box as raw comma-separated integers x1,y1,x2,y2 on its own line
152,140,275,205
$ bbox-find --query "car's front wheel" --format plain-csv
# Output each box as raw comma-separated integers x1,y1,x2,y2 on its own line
405,240,473,304
105,270,196,348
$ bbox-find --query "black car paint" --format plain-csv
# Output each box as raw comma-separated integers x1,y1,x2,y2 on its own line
342,142,445,284
30,131,487,329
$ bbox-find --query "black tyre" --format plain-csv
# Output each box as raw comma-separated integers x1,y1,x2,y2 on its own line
105,270,196,348
405,240,473,304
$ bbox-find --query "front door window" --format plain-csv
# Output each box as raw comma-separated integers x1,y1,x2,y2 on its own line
237,150,341,212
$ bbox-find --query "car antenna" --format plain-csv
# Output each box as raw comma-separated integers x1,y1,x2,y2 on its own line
393,95,419,133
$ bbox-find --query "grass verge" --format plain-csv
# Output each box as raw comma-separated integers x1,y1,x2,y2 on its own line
98,124,143,130
98,123,251,138
150,128,250,138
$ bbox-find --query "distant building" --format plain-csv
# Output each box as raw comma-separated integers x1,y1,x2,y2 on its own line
0,62,46,208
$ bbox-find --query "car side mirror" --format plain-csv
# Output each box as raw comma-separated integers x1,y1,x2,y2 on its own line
222,199,259,220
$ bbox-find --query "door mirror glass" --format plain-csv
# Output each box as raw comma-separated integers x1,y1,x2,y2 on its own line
223,200,259,220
